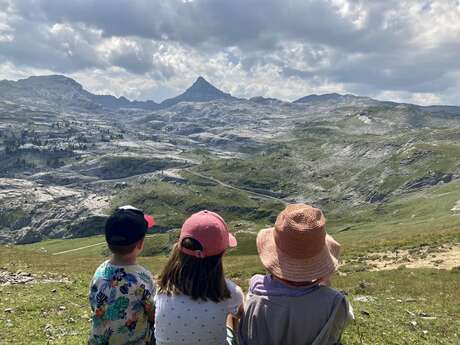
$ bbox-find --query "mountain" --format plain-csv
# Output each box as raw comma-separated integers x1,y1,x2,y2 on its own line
90,94,158,110
249,96,285,105
293,92,372,104
160,76,237,108
0,75,98,110
1,73,460,245
0,75,237,111
0,75,159,111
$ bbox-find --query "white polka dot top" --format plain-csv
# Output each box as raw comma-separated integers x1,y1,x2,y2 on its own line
154,279,243,345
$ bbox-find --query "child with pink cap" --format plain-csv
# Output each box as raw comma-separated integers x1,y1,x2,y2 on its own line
154,210,244,345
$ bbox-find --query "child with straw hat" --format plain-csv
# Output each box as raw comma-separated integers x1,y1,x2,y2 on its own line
239,204,354,345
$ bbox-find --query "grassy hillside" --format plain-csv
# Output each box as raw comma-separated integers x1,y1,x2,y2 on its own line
196,127,460,208
110,178,284,231
1,247,459,344
2,162,460,344
23,177,460,257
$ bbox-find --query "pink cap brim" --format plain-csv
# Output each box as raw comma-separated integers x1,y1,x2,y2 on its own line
228,233,237,248
144,215,155,229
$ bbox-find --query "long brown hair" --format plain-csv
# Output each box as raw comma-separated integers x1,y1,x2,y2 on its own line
158,238,231,302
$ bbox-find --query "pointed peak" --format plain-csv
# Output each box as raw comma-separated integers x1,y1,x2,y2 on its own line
160,76,237,107
189,76,217,90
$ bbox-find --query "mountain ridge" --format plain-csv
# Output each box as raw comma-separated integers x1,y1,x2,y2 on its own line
1,73,460,244
1,74,460,111
293,92,371,104
0,75,160,111
159,76,238,108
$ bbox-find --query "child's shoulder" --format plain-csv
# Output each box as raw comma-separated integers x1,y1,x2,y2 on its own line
118,263,155,285
92,260,111,279
132,264,155,285
314,285,348,304
92,261,154,285
318,285,345,296
225,277,242,291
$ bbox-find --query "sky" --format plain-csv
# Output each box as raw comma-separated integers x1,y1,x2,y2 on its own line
0,0,460,105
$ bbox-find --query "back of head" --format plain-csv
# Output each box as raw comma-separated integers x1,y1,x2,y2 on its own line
158,237,231,302
108,241,139,256
105,205,155,255
257,203,340,283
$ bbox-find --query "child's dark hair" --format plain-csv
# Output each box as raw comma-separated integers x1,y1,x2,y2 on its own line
108,236,145,255
158,238,231,302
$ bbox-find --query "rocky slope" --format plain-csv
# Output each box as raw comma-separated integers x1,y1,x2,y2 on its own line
160,76,238,108
0,75,159,111
0,75,459,243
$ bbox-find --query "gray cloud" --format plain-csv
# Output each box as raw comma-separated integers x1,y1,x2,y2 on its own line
0,1,105,72
36,0,364,50
0,0,460,105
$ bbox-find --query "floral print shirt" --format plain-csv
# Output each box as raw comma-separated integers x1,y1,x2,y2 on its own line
88,260,156,345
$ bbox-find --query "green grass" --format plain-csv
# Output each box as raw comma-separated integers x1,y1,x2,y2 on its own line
3,128,460,343
0,247,459,344
197,147,300,196
110,179,284,231
325,179,460,255
3,186,460,344
24,236,106,256
196,126,460,212
81,155,186,180
5,178,458,343
20,177,460,259
23,233,179,258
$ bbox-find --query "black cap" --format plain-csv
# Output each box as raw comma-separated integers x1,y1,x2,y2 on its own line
105,205,154,246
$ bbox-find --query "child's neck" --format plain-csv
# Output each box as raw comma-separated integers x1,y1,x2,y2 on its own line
272,275,318,288
110,254,137,266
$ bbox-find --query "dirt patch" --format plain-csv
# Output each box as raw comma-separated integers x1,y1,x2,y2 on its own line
0,269,71,286
362,244,460,271
451,200,460,212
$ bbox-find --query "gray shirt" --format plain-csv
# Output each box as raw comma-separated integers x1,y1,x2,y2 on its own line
239,275,354,345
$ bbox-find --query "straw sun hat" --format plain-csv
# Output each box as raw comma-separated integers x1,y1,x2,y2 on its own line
257,204,341,282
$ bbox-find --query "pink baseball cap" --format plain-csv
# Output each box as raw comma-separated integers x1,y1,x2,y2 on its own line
178,210,237,258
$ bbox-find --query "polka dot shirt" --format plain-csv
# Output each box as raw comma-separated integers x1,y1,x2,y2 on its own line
154,279,243,345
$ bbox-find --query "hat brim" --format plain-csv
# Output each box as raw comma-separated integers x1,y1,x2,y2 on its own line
228,232,237,248
144,215,155,230
256,228,340,282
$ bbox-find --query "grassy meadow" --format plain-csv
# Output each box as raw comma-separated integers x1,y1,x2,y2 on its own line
1,178,460,344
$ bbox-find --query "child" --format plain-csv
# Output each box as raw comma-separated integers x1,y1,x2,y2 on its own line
89,205,157,345
239,204,354,345
155,210,244,345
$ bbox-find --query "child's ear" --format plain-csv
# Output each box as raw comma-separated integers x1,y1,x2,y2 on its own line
137,238,145,250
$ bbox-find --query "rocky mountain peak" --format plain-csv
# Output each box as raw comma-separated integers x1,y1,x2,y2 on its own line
19,75,84,90
186,76,227,96
160,76,236,107
0,74,159,111
294,93,343,103
293,92,371,104
250,96,285,105
193,75,209,85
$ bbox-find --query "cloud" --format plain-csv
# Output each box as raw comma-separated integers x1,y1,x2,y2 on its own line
0,0,459,105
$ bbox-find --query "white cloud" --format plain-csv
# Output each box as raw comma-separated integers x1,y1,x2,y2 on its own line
0,0,459,105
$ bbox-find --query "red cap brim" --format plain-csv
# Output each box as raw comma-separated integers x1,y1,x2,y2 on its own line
144,215,155,229
228,233,237,248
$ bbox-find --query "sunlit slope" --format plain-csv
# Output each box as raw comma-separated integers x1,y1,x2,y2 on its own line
20,178,460,257
1,248,459,344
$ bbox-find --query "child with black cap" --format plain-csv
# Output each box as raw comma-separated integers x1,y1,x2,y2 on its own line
88,205,156,345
